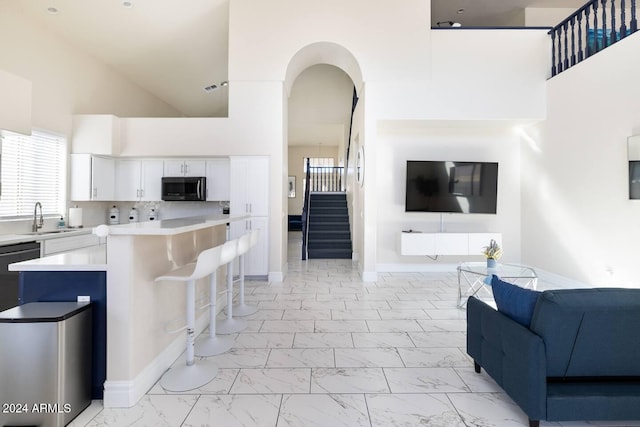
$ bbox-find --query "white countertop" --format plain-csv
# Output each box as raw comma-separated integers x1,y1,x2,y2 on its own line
104,213,248,236
8,244,107,272
0,227,92,247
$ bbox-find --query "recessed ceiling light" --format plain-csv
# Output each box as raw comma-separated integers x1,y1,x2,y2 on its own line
220,81,229,87
122,1,133,8
457,8,465,14
47,7,59,14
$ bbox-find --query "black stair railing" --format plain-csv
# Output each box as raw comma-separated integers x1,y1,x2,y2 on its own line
301,158,312,260
550,0,638,76
307,166,345,192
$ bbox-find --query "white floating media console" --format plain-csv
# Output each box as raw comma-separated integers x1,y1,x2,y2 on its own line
400,232,502,256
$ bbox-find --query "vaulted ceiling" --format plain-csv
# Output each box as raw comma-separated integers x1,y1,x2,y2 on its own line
3,0,584,146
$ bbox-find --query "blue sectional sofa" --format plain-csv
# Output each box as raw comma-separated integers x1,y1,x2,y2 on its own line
467,287,640,427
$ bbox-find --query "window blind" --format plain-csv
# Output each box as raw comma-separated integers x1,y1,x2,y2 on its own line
0,130,66,219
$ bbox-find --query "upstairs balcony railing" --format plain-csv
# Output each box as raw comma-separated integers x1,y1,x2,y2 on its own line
306,166,345,193
550,0,638,76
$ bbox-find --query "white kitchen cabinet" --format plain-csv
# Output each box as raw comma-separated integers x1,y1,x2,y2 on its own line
115,159,163,201
230,156,269,276
205,158,230,201
163,159,206,177
70,154,115,201
230,156,269,216
230,216,269,277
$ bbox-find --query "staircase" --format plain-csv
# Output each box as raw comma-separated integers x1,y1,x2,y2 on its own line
307,192,352,259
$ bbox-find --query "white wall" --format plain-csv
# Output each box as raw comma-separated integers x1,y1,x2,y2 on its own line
521,32,640,287
375,123,522,271
525,8,576,27
0,3,180,136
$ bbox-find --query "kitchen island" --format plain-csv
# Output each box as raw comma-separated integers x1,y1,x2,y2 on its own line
10,214,248,407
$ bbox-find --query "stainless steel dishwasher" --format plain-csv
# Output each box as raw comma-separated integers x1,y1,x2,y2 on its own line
0,241,41,312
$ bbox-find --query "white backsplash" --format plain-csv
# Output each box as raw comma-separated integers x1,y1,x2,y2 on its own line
0,201,226,236
70,200,225,226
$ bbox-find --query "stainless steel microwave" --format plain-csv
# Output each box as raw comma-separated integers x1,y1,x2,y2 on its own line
161,177,206,201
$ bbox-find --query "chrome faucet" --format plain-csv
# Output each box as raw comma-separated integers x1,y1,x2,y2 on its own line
32,202,44,232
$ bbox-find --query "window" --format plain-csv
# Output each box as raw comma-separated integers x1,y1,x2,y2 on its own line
0,130,66,219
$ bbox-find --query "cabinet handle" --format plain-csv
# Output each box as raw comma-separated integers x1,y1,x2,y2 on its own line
245,203,248,213
181,164,184,174
93,188,97,198
249,203,252,214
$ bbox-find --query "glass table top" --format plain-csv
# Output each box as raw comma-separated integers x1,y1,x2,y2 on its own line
457,262,537,279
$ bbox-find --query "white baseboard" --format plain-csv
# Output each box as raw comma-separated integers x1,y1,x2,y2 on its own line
103,311,209,408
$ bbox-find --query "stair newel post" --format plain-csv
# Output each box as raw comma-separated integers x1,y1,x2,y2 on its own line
302,158,311,260
631,0,637,32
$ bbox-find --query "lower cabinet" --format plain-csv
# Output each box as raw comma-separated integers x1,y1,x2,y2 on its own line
230,217,268,277
19,270,106,400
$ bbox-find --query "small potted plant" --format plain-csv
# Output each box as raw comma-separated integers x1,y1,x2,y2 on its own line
482,239,503,269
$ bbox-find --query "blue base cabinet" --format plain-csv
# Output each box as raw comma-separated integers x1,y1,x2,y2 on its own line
19,271,106,399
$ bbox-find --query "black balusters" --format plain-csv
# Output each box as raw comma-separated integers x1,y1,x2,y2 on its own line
578,13,584,62
570,17,577,65
593,1,599,53
585,6,592,57
551,32,557,76
602,0,608,47
550,0,639,76
611,0,617,43
563,22,569,70
621,0,627,38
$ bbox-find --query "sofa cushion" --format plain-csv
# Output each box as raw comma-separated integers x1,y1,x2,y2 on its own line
530,288,640,378
491,275,541,328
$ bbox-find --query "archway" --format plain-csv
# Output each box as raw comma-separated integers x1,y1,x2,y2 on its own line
283,43,364,265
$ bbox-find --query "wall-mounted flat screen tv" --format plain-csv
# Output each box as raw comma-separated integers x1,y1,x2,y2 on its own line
405,160,499,214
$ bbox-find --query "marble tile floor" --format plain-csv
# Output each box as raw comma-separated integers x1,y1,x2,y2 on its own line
69,233,640,427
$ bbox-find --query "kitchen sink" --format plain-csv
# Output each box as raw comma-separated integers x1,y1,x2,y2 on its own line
23,229,80,235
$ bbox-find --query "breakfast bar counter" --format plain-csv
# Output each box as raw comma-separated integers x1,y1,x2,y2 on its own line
9,214,248,407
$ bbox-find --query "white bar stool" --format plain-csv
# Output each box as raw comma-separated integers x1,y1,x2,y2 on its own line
229,229,259,317
154,245,223,391
216,238,247,334
195,240,236,357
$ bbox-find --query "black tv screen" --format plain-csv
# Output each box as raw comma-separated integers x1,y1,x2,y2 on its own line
405,161,498,214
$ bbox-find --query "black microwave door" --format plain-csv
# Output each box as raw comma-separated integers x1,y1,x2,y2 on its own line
162,180,186,200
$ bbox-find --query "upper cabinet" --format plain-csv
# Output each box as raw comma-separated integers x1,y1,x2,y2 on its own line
72,115,120,156
230,156,269,216
70,154,115,201
205,158,230,201
163,160,206,177
0,69,32,135
115,159,164,201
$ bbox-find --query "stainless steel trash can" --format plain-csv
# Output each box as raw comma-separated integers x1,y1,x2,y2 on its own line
0,302,92,427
